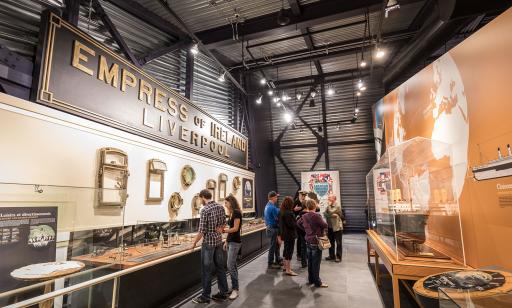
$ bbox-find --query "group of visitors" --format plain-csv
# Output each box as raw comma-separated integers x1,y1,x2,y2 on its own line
189,188,344,304
264,190,344,288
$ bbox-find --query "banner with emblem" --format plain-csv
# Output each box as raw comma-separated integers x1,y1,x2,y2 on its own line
301,171,341,212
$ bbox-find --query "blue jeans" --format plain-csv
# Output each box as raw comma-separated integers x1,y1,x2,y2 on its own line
266,227,280,265
201,243,229,298
227,242,242,290
306,243,323,286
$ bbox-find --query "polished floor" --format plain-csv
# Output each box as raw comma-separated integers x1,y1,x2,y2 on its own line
179,233,383,308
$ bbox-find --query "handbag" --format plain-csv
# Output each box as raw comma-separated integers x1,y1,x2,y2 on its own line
304,214,331,250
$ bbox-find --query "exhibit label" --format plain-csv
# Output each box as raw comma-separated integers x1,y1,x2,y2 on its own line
33,13,248,168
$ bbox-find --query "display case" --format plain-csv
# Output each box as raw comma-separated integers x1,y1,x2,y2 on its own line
0,182,127,306
366,137,466,264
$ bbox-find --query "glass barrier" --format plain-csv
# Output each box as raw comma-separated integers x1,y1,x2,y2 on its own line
366,137,466,264
0,183,126,307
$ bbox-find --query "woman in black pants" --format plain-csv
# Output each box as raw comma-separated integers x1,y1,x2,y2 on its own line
278,196,298,276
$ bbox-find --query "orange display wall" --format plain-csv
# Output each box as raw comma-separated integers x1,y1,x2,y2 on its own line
374,7,512,269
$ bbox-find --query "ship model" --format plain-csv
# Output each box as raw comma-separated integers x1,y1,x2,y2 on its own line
472,145,512,181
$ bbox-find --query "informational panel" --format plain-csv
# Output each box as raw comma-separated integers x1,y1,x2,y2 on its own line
373,168,391,213
242,178,254,212
0,207,57,292
33,13,248,169
301,171,341,212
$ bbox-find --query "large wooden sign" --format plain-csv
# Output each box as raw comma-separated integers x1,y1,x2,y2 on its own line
32,13,248,168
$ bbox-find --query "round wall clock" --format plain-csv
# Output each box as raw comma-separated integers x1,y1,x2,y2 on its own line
181,165,196,187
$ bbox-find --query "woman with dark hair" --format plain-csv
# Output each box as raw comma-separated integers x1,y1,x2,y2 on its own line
278,196,298,276
222,195,242,300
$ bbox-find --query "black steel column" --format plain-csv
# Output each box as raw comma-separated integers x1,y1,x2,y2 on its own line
320,82,330,169
185,51,194,100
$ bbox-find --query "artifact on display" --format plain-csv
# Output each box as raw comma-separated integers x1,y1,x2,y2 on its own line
191,193,202,218
97,147,129,206
168,192,183,221
181,165,196,188
218,173,228,201
206,179,216,202
232,176,241,192
146,159,167,202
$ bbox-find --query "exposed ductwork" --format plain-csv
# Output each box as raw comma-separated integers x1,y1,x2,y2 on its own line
383,0,511,86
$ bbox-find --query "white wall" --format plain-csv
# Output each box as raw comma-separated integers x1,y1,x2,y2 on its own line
0,93,254,231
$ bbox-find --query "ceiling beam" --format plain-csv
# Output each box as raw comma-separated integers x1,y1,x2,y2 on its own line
241,29,415,72
275,71,372,91
196,0,423,48
105,0,187,41
92,0,141,67
155,0,247,95
138,40,191,65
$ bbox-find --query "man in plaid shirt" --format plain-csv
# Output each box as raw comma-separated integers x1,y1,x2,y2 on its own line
192,189,229,304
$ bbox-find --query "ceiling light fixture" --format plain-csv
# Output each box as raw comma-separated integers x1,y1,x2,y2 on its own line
218,71,226,82
327,84,335,96
357,79,364,89
268,89,274,96
296,92,303,100
355,108,360,114
336,123,341,130
376,48,386,59
317,126,323,133
309,98,315,108
256,94,262,105
356,91,361,96
360,59,367,68
360,86,367,91
260,77,267,85
190,43,199,55
283,112,293,123
277,0,290,26
311,88,317,98
276,102,282,107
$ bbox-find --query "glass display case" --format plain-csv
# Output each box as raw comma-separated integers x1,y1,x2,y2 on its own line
0,182,127,306
366,137,466,264
241,212,265,235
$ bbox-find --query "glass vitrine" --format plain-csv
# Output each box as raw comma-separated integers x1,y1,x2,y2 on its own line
366,137,466,264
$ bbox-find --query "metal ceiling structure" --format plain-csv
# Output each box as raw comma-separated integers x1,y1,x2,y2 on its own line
0,0,509,227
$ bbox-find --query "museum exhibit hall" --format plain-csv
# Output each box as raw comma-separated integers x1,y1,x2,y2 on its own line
1,0,512,307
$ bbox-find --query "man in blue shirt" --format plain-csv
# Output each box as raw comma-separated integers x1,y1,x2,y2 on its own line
264,191,282,269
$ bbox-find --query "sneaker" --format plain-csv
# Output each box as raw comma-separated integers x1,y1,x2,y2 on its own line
211,292,228,301
229,290,239,300
319,283,329,288
325,256,335,261
192,296,210,304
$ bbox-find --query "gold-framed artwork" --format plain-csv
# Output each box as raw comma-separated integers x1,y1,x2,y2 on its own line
181,165,196,188
146,159,167,202
206,179,216,201
218,173,228,202
97,147,129,207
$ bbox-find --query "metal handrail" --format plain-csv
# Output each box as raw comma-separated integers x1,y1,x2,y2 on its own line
4,246,203,308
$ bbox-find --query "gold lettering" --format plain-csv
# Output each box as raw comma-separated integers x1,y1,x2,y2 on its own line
191,131,199,146
97,55,119,87
159,116,164,132
121,69,136,92
202,136,208,148
218,144,225,155
179,104,188,122
180,126,189,142
154,88,166,112
142,108,154,128
241,140,247,152
72,40,95,76
168,120,177,136
167,97,178,116
224,147,230,158
139,79,153,104
210,140,216,152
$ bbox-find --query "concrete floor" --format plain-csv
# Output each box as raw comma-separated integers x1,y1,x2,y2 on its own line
179,233,384,308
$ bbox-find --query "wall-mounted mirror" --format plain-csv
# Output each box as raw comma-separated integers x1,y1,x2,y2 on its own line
218,173,228,202
97,147,129,206
206,179,216,202
146,159,167,202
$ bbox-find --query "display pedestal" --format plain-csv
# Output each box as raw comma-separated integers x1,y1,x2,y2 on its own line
367,230,468,308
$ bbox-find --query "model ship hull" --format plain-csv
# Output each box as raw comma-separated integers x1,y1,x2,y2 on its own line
473,158,512,181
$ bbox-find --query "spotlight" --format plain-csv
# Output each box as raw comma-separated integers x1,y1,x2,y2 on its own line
276,102,282,107
218,72,226,82
317,126,323,133
355,108,360,113
309,98,315,107
296,92,303,100
360,59,367,68
311,89,317,98
260,77,267,85
268,89,274,96
357,79,364,89
356,91,361,96
273,97,280,103
327,85,334,96
336,123,340,130
277,7,290,26
256,95,262,105
351,115,358,123
282,93,289,102
283,112,293,123
299,128,304,134
376,48,386,59
360,86,367,91
291,122,297,129
190,43,199,55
